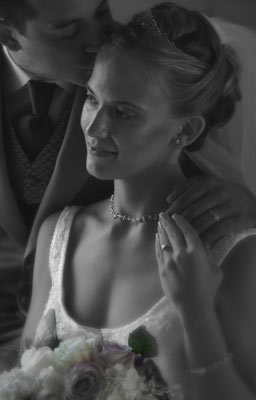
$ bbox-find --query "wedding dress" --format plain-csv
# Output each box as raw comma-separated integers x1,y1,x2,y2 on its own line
34,206,256,394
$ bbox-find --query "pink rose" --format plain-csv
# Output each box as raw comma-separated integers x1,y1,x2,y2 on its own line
63,361,104,400
95,341,135,369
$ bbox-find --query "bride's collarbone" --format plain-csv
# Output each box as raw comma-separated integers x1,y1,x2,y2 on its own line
74,221,157,268
65,226,163,329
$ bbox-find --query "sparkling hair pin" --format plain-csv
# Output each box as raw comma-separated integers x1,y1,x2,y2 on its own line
133,10,174,46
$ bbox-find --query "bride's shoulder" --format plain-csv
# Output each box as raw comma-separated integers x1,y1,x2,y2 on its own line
220,230,256,282
37,199,110,251
73,198,110,227
82,198,109,218
38,205,85,244
216,232,256,334
37,210,64,246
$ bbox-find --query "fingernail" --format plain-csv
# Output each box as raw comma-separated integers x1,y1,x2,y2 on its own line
159,212,169,225
158,220,163,231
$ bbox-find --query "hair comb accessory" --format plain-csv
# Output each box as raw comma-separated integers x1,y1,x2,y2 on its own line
133,10,174,46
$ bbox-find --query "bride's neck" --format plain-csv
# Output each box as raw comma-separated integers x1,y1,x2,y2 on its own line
113,163,185,218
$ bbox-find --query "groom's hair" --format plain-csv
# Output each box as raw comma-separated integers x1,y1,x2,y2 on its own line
0,0,36,33
99,2,241,151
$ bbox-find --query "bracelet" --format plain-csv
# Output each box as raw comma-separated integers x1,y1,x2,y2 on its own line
186,353,234,376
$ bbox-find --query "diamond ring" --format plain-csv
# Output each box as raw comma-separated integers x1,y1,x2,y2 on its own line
161,244,171,252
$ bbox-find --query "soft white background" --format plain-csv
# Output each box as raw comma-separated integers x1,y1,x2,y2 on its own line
110,0,256,29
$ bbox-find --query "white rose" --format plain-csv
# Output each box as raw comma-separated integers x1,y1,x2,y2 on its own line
105,365,150,400
54,335,101,372
33,366,64,400
0,368,35,400
123,368,141,390
106,386,125,400
21,346,55,378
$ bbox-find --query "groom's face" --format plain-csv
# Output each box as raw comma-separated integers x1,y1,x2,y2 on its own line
10,0,114,85
81,50,183,180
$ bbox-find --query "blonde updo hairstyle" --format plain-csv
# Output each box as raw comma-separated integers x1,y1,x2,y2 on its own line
99,2,241,151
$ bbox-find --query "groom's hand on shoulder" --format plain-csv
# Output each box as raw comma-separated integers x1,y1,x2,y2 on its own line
166,175,256,247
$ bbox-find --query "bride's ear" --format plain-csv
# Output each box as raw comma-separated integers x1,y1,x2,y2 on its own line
179,116,206,147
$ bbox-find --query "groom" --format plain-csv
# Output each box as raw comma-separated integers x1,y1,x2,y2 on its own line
0,0,114,370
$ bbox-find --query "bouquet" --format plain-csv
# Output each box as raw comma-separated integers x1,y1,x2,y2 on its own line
0,325,182,400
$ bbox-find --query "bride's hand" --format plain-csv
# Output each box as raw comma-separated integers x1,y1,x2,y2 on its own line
166,176,256,248
155,212,222,321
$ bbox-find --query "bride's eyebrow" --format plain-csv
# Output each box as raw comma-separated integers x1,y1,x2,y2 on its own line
85,84,145,112
111,100,145,113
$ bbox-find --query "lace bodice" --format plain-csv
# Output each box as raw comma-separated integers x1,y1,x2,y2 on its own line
34,206,256,392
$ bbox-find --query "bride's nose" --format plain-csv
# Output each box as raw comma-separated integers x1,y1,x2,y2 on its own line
85,108,110,139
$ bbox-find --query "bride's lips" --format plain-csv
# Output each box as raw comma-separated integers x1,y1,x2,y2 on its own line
88,144,118,158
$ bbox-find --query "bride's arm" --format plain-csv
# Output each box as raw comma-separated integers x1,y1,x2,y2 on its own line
156,212,256,400
21,213,60,351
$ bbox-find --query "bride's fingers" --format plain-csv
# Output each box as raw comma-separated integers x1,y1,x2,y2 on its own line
156,225,178,270
157,219,174,259
159,212,186,253
155,232,177,299
155,233,164,267
172,213,202,250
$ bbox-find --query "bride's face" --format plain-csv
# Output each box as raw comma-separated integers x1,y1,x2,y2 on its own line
81,49,183,180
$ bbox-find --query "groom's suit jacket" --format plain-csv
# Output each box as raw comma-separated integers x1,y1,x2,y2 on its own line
0,47,112,355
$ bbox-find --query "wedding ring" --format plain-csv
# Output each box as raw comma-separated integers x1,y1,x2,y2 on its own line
161,244,171,252
209,208,221,223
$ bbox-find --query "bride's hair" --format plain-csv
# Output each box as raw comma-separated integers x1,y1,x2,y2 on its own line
99,2,241,151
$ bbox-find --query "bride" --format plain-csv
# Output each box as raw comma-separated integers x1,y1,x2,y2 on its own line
22,2,256,399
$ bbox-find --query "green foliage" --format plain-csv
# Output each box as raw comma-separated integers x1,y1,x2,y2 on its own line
128,325,158,358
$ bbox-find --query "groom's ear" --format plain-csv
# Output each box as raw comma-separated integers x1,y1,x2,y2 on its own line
0,19,21,51
180,116,206,147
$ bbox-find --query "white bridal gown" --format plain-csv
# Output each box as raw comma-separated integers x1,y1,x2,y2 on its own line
34,206,256,396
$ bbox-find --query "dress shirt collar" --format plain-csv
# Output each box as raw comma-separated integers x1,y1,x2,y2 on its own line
2,45,30,95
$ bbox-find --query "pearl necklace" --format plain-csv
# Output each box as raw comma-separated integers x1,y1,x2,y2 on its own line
109,194,159,224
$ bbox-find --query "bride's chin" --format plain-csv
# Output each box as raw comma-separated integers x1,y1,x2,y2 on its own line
86,163,115,180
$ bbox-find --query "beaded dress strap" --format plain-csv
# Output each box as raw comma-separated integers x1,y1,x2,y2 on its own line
49,206,81,278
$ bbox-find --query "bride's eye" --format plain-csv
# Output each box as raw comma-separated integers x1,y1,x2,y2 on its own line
115,107,136,120
86,91,98,106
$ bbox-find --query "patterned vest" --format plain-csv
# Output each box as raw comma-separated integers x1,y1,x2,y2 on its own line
3,87,74,224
